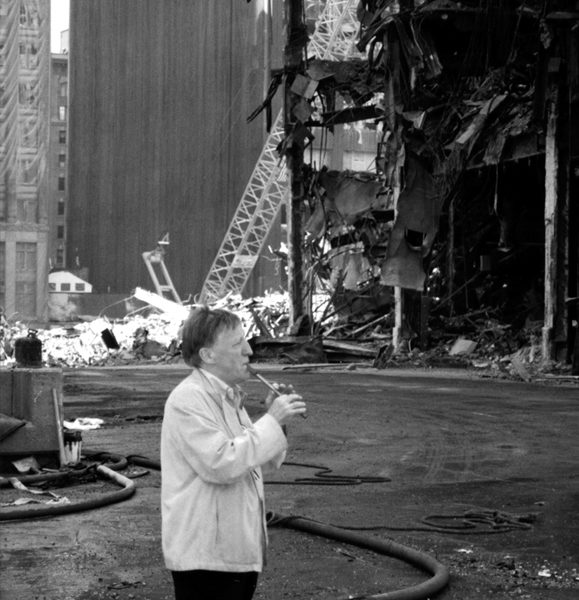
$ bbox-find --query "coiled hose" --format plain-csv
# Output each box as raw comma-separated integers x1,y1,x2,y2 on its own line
0,452,134,521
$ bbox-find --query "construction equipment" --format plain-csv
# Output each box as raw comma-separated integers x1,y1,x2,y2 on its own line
199,0,363,304
142,233,182,304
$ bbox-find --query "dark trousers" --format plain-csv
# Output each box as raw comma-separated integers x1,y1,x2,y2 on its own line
171,569,259,600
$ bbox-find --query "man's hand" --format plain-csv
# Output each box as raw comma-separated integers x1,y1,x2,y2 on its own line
264,382,294,410
267,393,307,425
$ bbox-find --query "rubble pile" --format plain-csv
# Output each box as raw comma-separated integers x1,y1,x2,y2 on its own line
376,313,548,377
0,292,302,368
1,290,575,382
209,291,295,338
40,313,182,367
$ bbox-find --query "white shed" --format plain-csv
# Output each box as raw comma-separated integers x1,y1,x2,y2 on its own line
48,270,93,294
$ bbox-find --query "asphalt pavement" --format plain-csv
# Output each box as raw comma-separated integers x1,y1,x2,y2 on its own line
1,363,578,600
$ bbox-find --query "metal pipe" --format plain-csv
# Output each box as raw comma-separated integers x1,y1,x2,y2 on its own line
247,365,307,418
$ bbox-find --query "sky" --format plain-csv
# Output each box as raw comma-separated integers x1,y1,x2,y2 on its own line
51,0,70,53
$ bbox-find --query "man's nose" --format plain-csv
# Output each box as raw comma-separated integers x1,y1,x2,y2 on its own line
242,340,253,355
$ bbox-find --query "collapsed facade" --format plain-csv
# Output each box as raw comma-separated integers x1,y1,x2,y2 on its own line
274,0,578,368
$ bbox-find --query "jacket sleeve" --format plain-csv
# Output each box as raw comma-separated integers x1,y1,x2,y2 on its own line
166,388,287,485
256,416,287,474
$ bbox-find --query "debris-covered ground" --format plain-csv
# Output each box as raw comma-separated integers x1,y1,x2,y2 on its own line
1,291,577,384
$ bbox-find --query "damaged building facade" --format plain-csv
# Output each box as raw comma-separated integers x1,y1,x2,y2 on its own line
60,0,578,370
276,0,578,368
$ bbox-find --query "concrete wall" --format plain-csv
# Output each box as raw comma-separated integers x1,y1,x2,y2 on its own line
67,1,285,299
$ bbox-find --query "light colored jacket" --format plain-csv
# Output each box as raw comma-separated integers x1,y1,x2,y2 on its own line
160,368,287,572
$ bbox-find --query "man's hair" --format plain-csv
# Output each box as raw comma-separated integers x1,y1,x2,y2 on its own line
181,306,241,367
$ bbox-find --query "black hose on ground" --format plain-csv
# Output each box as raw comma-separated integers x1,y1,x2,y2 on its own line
1,450,448,598
125,454,163,470
0,466,89,488
126,456,391,486
268,512,450,600
0,465,135,522
0,451,128,491
268,461,391,485
80,450,129,471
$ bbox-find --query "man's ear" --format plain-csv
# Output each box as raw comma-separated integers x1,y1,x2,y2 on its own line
199,346,214,364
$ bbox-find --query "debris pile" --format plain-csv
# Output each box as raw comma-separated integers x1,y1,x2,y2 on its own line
1,289,576,382
39,313,184,367
373,312,548,376
0,292,301,368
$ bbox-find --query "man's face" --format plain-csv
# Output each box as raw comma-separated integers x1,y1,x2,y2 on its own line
203,323,253,387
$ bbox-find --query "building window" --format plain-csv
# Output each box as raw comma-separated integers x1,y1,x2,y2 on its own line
15,243,37,316
58,130,66,144
58,177,65,191
19,159,35,184
75,283,85,292
57,199,65,215
61,283,71,291
58,153,66,168
15,281,36,315
57,225,64,239
59,82,67,97
17,198,37,223
19,4,28,24
16,242,37,271
59,106,66,120
56,248,64,266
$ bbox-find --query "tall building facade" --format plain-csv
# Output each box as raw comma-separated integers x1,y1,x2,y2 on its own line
0,0,50,319
48,52,68,270
67,1,284,299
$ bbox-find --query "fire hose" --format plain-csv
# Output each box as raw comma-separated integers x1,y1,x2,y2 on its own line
267,512,450,600
0,453,134,521
0,450,539,598
0,451,453,600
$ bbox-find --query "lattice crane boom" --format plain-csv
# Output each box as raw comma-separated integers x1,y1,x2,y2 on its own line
199,0,362,304
200,110,288,303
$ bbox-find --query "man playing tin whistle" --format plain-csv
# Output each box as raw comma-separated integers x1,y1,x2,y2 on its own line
160,306,306,600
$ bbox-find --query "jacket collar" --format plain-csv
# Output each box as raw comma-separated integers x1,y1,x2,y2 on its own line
197,367,244,410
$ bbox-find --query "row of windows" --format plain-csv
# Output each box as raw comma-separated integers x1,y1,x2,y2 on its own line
49,282,85,292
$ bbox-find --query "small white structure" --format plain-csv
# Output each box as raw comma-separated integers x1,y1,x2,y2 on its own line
48,270,93,294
